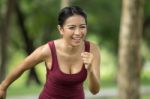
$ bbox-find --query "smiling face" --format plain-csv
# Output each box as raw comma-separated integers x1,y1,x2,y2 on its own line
58,15,87,47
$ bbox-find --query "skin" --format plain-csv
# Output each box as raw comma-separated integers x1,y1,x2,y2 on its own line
0,15,100,99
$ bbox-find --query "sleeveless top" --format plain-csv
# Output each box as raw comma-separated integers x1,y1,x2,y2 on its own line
39,41,90,99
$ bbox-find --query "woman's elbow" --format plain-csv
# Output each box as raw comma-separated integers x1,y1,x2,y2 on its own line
90,86,100,95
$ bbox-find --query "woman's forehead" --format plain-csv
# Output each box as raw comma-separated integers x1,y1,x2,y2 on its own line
64,15,86,25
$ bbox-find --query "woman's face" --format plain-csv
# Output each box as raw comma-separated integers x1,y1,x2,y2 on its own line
58,15,87,47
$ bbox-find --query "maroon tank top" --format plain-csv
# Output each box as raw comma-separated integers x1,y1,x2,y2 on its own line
39,41,90,99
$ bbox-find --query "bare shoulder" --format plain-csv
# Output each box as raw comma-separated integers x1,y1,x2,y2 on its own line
39,43,51,58
33,42,51,61
17,43,51,70
89,41,100,53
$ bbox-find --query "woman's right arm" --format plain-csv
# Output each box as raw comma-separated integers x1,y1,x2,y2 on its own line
0,43,50,96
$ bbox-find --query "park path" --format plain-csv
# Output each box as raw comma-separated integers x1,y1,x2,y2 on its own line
8,86,150,99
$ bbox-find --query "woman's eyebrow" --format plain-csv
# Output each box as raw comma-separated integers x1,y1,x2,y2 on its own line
66,24,87,27
81,24,86,25
66,25,76,27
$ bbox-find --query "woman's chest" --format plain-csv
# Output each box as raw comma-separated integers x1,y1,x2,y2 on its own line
57,51,83,74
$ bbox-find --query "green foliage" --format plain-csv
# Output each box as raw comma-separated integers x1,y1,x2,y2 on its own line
5,0,149,56
141,68,150,86
8,84,42,96
1,0,150,97
1,0,150,54
4,0,122,53
18,0,61,46
73,0,121,53
143,0,150,50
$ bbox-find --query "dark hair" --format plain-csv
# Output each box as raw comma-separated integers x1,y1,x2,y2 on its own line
58,6,87,27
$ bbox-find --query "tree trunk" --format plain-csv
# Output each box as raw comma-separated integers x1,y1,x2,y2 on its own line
0,0,16,82
60,0,70,9
15,3,41,86
118,0,144,99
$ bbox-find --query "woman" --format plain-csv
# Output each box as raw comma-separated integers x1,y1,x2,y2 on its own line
0,6,100,99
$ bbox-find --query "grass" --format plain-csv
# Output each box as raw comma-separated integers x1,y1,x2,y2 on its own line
142,95,150,99
8,84,42,96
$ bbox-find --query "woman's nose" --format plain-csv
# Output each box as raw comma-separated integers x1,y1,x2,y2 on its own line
74,28,81,35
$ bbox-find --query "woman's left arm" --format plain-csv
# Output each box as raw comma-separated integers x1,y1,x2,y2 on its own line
87,43,100,94
81,42,100,94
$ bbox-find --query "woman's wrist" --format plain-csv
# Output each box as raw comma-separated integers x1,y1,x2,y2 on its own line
0,85,4,90
0,83,7,91
85,64,92,73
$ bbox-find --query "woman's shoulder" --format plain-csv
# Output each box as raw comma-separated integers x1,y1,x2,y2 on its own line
36,41,53,58
86,41,99,48
87,41,100,52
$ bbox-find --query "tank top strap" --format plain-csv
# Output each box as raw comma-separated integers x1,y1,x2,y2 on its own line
48,41,59,70
84,41,90,52
47,40,90,71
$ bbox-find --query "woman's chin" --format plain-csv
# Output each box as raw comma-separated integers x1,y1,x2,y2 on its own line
71,39,83,46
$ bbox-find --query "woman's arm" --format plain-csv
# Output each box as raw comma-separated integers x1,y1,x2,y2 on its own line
0,44,49,91
81,42,100,94
87,43,100,94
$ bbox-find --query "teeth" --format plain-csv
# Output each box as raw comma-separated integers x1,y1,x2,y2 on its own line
73,38,81,40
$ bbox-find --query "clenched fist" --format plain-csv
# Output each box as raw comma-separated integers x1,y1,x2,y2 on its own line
81,52,94,70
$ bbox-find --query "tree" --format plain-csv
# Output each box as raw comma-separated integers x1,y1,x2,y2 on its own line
118,0,144,99
60,0,70,9
15,2,41,85
0,0,16,82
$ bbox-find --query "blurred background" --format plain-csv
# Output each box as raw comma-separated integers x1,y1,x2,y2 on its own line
0,0,150,99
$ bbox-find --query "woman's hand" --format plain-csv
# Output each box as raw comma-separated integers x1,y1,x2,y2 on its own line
81,52,94,71
0,85,6,99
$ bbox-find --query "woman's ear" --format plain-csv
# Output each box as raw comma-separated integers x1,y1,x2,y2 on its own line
57,25,63,35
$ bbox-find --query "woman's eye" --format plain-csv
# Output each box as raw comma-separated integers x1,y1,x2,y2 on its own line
80,26,86,28
69,27,75,29
80,26,87,29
